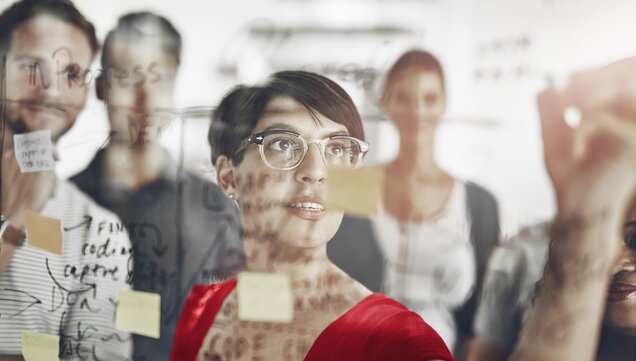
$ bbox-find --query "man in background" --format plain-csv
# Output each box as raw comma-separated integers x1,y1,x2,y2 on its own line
71,11,244,360
0,0,132,359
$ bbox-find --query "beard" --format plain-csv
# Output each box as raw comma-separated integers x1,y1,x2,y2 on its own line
3,100,75,142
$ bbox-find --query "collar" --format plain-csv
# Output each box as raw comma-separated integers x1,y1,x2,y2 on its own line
86,148,180,204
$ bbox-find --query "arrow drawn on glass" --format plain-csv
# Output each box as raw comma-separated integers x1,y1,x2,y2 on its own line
63,215,93,232
0,288,43,318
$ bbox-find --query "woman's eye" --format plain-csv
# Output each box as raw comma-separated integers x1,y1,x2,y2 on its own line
269,138,294,151
328,142,351,158
330,145,344,156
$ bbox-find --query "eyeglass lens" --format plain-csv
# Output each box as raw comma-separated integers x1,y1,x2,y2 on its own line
261,133,362,169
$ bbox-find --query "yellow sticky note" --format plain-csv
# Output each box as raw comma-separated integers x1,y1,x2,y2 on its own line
21,331,59,361
325,166,384,218
116,290,160,339
25,210,63,255
237,272,293,323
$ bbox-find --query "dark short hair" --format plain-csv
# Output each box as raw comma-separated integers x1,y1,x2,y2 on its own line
209,70,365,164
384,49,445,94
0,0,98,59
101,11,181,69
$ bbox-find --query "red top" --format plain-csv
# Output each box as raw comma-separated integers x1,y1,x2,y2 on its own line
170,279,456,361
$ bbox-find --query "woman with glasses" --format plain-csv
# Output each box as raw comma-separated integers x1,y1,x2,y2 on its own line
376,49,500,354
169,71,455,361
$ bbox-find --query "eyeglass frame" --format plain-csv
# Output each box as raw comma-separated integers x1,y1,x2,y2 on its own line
233,129,370,170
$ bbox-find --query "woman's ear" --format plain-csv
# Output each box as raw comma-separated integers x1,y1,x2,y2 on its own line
216,155,238,199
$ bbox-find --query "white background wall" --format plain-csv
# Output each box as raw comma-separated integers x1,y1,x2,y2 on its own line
2,0,635,237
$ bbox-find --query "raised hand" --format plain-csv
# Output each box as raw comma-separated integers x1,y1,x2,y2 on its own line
540,57,636,262
512,58,636,361
1,132,57,230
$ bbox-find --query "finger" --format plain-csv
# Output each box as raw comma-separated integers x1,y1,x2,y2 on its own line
573,79,635,118
1,147,20,180
51,142,60,162
538,89,572,166
578,111,636,175
600,57,636,81
562,69,603,107
564,58,636,115
572,120,596,160
0,125,14,151
605,84,636,120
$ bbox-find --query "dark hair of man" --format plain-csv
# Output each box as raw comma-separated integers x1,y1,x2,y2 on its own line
101,11,182,69
209,70,365,165
384,49,445,94
0,0,98,59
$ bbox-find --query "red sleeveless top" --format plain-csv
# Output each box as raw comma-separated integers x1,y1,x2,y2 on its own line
170,279,455,361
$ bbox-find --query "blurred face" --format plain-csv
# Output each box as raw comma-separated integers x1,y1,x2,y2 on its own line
231,96,347,249
382,68,445,136
605,207,636,336
4,15,93,140
103,38,177,147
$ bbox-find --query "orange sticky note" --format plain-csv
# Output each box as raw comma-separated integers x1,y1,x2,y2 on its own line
21,331,59,361
24,210,63,255
325,166,384,218
237,272,293,323
116,290,160,339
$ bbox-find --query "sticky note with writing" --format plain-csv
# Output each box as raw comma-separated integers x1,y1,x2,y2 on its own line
13,130,55,172
325,166,384,218
116,290,160,338
21,331,59,361
25,210,63,255
237,272,293,323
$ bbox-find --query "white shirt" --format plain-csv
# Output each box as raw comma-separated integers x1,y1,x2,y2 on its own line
0,181,132,360
374,180,476,349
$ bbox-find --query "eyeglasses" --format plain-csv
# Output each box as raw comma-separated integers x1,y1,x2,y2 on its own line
234,130,369,170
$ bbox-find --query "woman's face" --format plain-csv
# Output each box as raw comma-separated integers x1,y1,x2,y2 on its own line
382,68,446,135
230,96,348,249
604,207,636,336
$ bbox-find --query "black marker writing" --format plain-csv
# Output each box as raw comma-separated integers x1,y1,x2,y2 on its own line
0,288,42,318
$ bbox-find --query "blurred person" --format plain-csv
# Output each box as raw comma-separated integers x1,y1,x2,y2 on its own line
70,11,244,361
466,222,550,361
170,70,456,361
470,216,636,360
509,58,636,361
377,49,500,353
0,0,131,359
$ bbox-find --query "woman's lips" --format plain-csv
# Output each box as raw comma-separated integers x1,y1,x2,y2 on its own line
607,281,636,302
285,197,325,221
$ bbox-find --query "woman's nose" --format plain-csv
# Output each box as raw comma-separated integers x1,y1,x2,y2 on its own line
295,143,326,184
